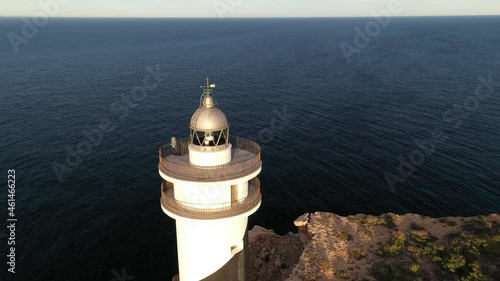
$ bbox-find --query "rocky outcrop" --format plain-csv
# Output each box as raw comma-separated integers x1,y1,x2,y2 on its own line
250,213,500,281
247,225,304,281
294,214,310,227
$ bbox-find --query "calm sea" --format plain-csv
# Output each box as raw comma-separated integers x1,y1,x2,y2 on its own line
0,17,499,280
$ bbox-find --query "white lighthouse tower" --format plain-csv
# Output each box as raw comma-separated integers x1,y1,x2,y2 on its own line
159,78,262,281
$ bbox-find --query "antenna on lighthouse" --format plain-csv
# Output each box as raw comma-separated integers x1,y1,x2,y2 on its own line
200,76,216,107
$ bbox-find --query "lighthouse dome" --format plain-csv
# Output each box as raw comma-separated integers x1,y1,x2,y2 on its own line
190,96,228,131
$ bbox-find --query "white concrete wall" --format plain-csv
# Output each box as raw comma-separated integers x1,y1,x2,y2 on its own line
237,181,248,201
174,181,231,210
175,216,248,281
188,144,232,167
161,169,261,209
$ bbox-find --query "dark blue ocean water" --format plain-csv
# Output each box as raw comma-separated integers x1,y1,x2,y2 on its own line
0,17,499,280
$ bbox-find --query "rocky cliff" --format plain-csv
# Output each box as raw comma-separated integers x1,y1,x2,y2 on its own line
248,212,500,281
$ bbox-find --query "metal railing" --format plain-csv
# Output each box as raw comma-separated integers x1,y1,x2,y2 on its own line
159,136,261,182
160,178,261,219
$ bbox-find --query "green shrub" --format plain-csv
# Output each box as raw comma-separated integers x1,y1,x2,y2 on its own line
483,235,500,256
410,223,425,231
461,218,492,235
439,217,458,226
363,229,374,237
365,215,386,227
334,270,351,279
458,261,487,281
410,231,438,245
316,258,330,271
378,232,407,257
407,262,422,274
370,261,421,281
384,214,397,229
348,215,385,227
441,252,466,273
349,248,367,260
337,231,352,241
408,244,439,258
446,232,461,240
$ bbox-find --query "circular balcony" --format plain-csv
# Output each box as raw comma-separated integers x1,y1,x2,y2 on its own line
160,178,261,220
159,136,261,182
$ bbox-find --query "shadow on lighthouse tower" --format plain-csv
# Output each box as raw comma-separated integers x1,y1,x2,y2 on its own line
158,78,262,281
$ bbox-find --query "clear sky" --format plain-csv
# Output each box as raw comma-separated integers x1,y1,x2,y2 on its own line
1,0,499,18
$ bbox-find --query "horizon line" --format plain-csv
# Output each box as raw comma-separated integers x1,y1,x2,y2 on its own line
1,15,500,19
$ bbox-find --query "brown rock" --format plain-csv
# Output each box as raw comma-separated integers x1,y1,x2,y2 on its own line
294,213,310,227
247,229,304,281
248,225,273,244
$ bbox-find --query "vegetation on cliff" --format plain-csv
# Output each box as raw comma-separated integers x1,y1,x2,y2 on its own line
248,212,499,281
